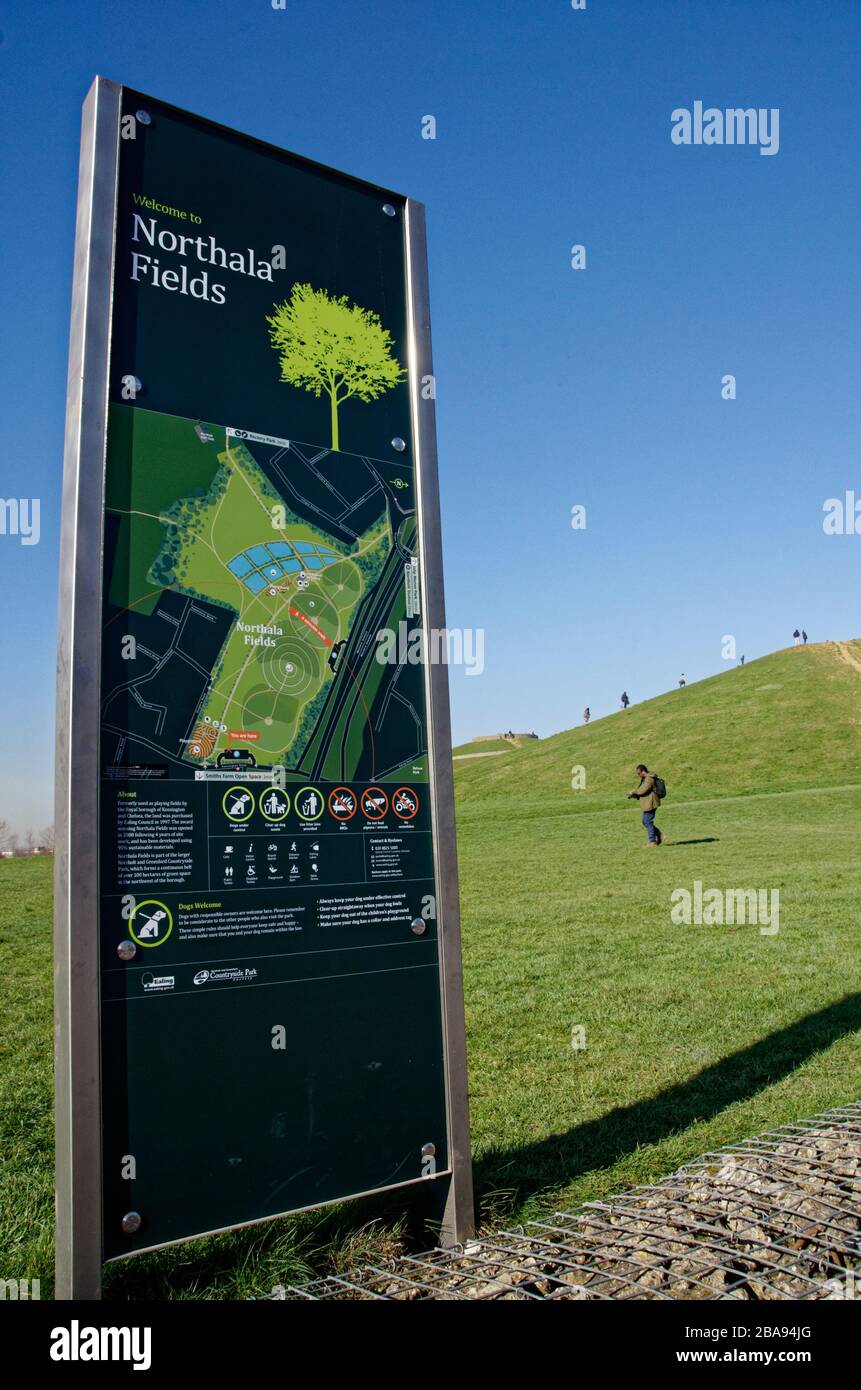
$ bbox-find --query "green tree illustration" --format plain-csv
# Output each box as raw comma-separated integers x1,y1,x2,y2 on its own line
266,283,406,452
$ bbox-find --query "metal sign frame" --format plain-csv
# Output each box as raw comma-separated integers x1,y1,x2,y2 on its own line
54,76,473,1300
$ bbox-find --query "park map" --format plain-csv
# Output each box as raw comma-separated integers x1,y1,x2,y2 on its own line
101,405,426,787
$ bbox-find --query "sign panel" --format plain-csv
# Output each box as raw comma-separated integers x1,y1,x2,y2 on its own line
55,79,472,1292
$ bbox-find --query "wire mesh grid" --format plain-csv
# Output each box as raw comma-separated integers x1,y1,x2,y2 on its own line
273,1102,861,1300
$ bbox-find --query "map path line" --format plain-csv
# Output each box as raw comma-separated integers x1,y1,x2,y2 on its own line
289,605,333,647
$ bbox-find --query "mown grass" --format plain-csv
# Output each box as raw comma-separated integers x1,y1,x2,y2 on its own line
2,641,859,1297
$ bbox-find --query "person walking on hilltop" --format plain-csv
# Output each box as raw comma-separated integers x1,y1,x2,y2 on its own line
793,628,801,646
802,630,808,645
620,691,630,710
583,706,591,724
627,763,666,846
678,673,686,688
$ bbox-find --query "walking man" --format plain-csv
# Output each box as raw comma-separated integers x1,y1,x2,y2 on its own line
627,764,664,846
793,628,801,646
678,673,686,688
620,690,630,710
583,706,591,724
802,630,808,645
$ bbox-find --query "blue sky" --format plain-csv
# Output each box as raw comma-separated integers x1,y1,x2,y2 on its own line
1,0,859,834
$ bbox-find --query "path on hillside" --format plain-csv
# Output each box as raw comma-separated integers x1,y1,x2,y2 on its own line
458,782,861,824
836,640,861,676
452,750,507,762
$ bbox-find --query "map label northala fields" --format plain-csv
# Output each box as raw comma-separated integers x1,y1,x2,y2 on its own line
238,621,284,648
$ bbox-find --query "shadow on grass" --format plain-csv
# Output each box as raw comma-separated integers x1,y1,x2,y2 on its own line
664,837,719,846
103,997,861,1295
474,991,861,1213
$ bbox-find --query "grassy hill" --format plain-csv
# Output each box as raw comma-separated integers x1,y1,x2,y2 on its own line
455,641,861,812
2,640,860,1298
456,640,861,1227
452,735,537,757
452,737,512,756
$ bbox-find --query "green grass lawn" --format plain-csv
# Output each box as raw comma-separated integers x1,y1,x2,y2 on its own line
2,641,860,1297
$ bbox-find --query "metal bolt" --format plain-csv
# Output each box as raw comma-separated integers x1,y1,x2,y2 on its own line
421,1142,436,1158
410,917,427,936
391,437,406,453
382,203,397,218
135,110,151,126
121,1211,142,1234
117,939,136,961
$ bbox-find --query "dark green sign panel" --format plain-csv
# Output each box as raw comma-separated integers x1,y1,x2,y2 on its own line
55,80,471,1286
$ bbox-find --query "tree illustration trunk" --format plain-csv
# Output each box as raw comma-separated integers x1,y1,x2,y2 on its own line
330,390,339,452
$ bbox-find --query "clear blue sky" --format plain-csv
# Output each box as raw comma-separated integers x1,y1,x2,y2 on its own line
1,0,859,834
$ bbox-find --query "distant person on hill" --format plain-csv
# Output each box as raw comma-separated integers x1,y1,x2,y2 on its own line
583,707,591,724
740,655,745,666
793,628,801,646
802,630,808,644
627,764,664,846
620,691,630,710
678,673,686,687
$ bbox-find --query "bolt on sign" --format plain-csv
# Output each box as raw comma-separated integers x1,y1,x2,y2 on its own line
54,78,473,1298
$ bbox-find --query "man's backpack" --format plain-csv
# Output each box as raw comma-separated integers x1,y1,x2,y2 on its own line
653,775,667,800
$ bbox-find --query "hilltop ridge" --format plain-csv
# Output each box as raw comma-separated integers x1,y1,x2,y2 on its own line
454,641,861,815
